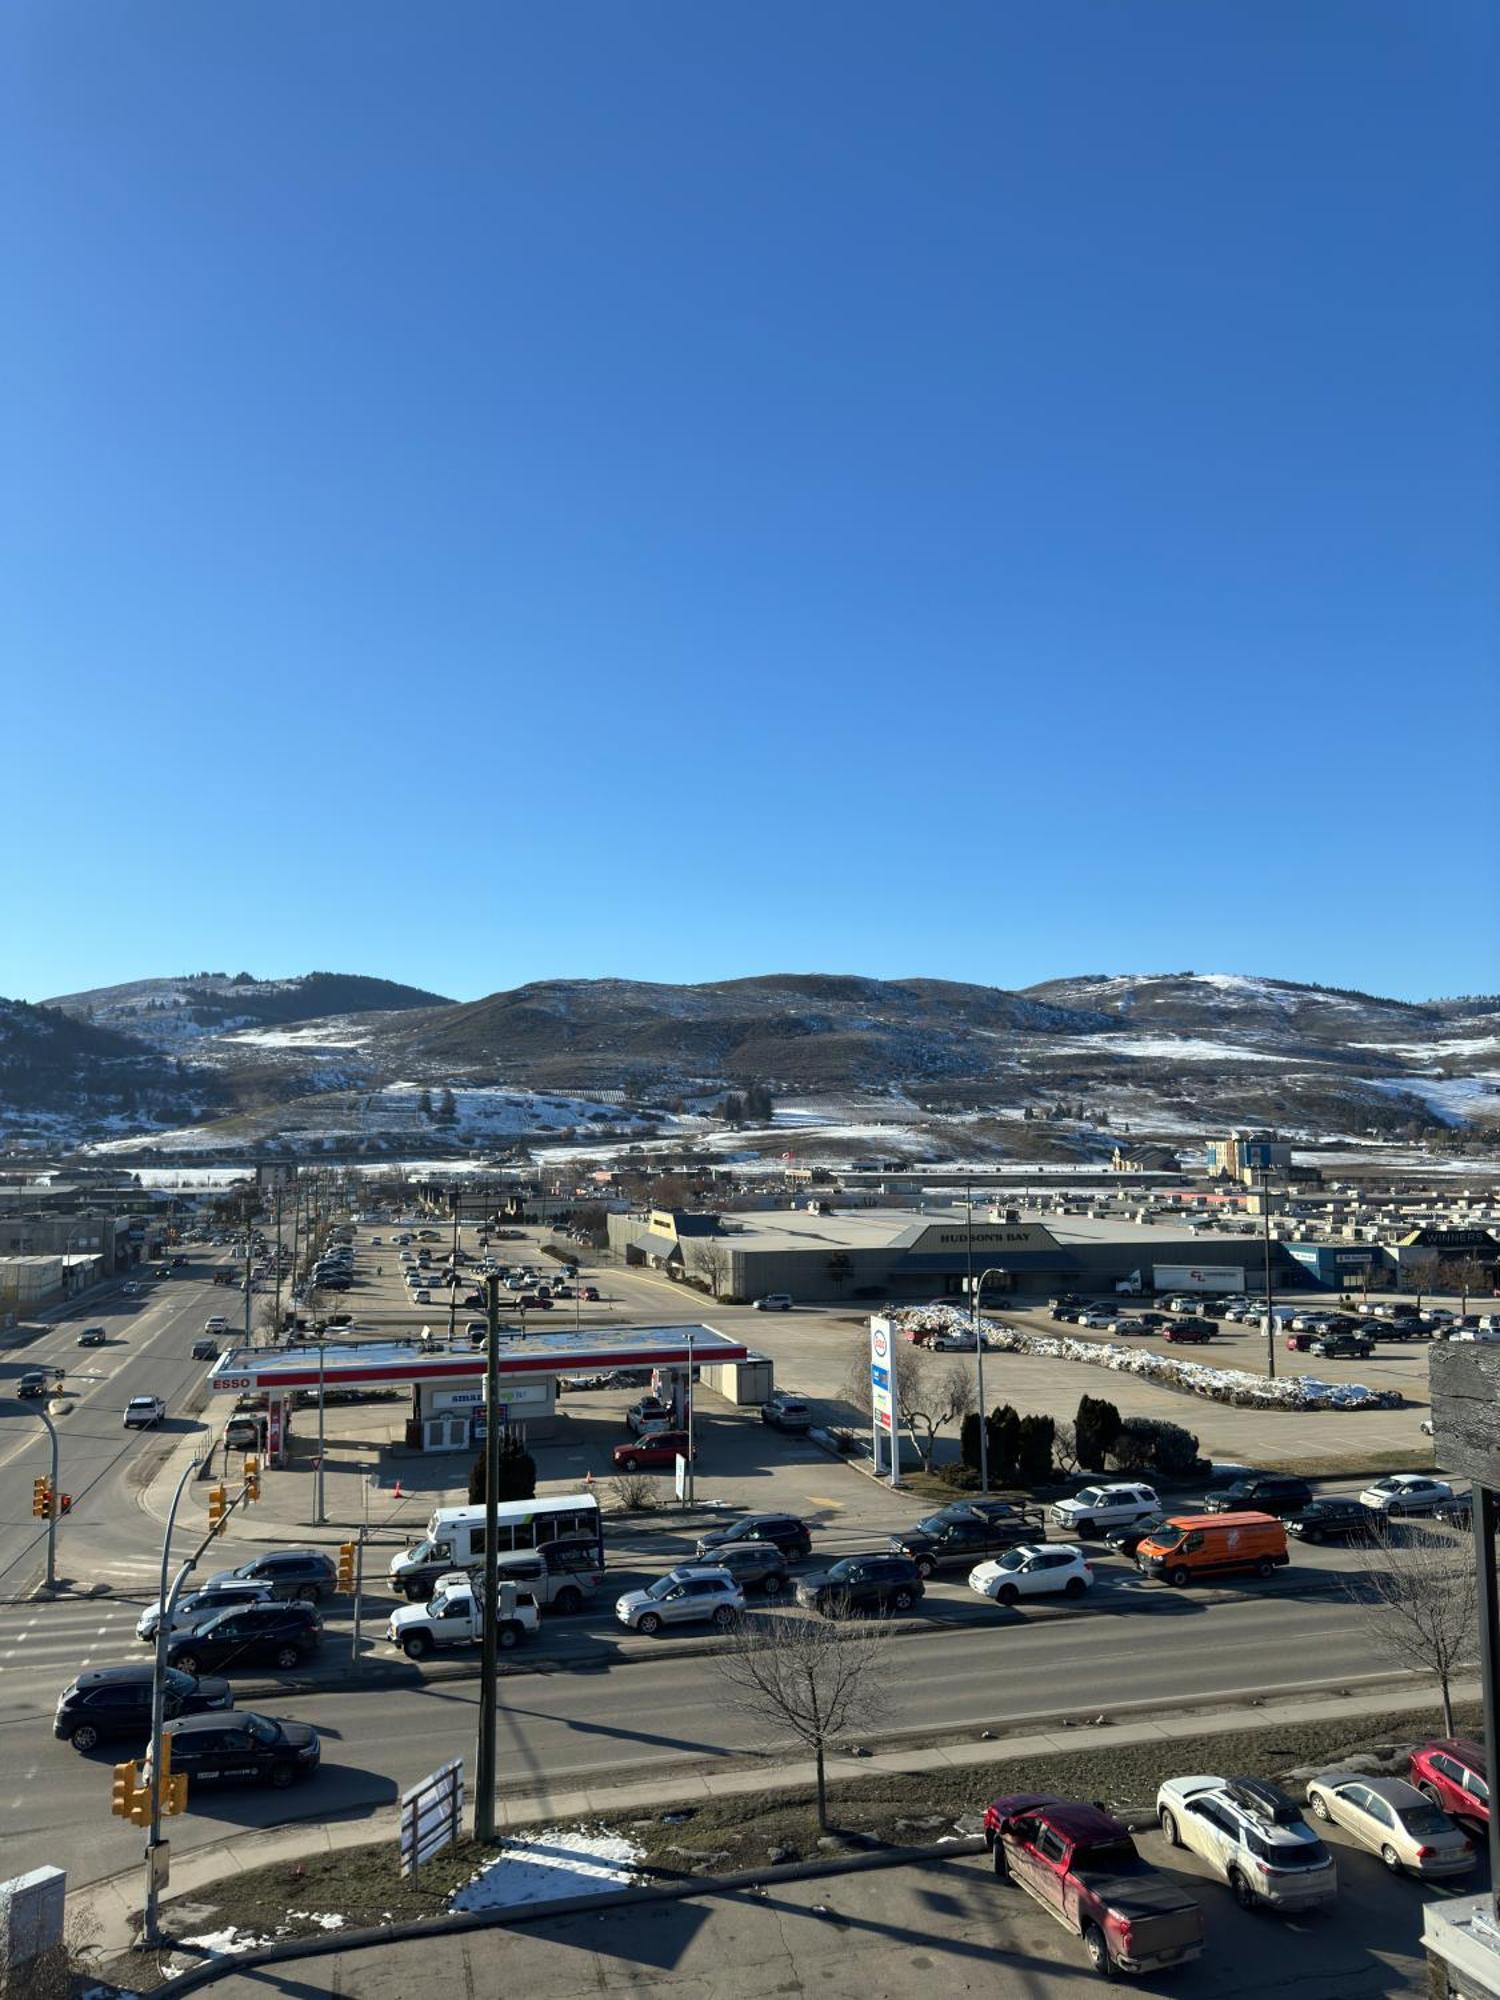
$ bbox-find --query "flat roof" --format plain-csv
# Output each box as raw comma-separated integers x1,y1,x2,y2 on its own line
207,1323,748,1393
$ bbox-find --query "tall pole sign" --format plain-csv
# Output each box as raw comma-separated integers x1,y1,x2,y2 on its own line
869,1316,900,1489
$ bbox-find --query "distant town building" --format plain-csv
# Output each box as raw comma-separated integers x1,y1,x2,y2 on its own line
1110,1143,1181,1175
1206,1131,1293,1182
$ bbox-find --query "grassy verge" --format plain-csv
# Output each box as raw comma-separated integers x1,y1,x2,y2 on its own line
1257,1447,1436,1479
97,1694,1479,1993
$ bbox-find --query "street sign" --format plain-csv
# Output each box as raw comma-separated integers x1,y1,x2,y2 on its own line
399,1757,464,1879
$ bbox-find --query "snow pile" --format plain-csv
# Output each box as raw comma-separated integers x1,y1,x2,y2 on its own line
892,1306,1404,1412
451,1826,640,1911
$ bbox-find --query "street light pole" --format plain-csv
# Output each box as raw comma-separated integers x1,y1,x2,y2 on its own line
314,1341,327,1525
142,1453,203,1948
475,1272,502,1843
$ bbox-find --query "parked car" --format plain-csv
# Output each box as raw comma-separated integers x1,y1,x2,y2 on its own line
123,1395,166,1429
1410,1738,1491,1828
969,1545,1093,1606
149,1710,321,1791
626,1396,673,1434
1161,1317,1215,1343
795,1554,923,1618
612,1430,692,1473
1050,1483,1158,1538
202,1550,339,1603
166,1602,323,1675
1306,1772,1473,1876
708,1541,790,1595
753,1293,793,1312
1434,1492,1475,1529
1156,1774,1336,1911
696,1513,813,1562
614,1565,743,1635
1201,1474,1312,1517
1286,1497,1383,1544
984,1794,1204,1977
887,1510,1030,1577
760,1393,812,1432
1309,1330,1374,1359
54,1664,232,1751
1358,1474,1455,1517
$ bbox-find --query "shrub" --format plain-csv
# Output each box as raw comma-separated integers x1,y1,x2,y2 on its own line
936,1460,982,1491
991,1405,1022,1486
1075,1394,1123,1472
611,1471,662,1512
1108,1415,1199,1477
1016,1413,1055,1488
466,1433,537,1505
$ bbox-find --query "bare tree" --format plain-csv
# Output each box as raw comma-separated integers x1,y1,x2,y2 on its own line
842,1343,976,1469
686,1237,730,1299
1348,1526,1478,1734
716,1612,891,1829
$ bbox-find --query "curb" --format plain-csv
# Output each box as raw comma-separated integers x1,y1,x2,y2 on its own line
149,1837,987,1995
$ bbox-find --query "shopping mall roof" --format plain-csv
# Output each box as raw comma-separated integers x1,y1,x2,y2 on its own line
206,1323,748,1394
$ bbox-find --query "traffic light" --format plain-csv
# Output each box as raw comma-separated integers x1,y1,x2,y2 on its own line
32,1478,51,1519
111,1761,139,1819
158,1731,187,1816
337,1541,356,1592
57,1493,72,1516
242,1454,261,1503
207,1484,227,1529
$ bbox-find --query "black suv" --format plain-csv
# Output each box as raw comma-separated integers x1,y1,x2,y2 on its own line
166,1603,323,1675
204,1550,339,1603
1309,1330,1373,1359
696,1513,812,1563
1202,1475,1313,1517
1104,1512,1168,1559
709,1541,790,1596
795,1554,923,1618
154,1711,321,1791
1287,1497,1381,1544
888,1510,1030,1578
54,1664,232,1752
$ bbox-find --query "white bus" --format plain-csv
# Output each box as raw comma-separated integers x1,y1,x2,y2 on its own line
388,1491,603,1599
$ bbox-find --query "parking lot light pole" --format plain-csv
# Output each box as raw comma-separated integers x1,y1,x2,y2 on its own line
1260,1167,1278,1380
969,1269,1007,1495
475,1272,502,1843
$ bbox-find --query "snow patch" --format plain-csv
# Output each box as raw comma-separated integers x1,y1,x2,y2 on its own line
451,1825,640,1910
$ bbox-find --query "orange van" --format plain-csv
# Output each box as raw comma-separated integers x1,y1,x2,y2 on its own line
1134,1511,1288,1586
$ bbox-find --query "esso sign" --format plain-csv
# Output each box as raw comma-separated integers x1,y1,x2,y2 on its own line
871,1325,889,1362
215,1375,252,1393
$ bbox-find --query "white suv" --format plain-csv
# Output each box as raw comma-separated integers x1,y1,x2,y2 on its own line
1050,1483,1159,1537
614,1566,744,1635
123,1395,166,1429
1157,1775,1337,1911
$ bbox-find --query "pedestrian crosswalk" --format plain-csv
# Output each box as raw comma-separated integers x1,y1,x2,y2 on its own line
0,1596,150,1709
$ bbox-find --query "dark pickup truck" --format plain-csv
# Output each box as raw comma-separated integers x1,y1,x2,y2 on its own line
984,1793,1204,1979
887,1505,1033,1577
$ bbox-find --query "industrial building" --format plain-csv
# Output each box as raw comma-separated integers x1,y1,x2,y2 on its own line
604,1205,1311,1304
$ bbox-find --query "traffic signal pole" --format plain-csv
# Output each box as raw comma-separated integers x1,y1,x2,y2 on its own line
32,1406,61,1591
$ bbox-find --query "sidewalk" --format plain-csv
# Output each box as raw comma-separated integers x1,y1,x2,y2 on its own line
72,1673,1480,1962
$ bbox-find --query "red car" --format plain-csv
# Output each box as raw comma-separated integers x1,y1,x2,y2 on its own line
1162,1319,1214,1344
1411,1739,1490,1827
612,1430,694,1473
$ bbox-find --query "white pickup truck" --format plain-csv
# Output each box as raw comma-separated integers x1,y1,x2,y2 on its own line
385,1571,540,1659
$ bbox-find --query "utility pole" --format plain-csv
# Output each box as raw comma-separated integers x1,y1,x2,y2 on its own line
314,1340,327,1525
475,1272,502,1843
242,1216,253,1348
684,1327,696,1506
969,1271,1007,1496
273,1187,284,1342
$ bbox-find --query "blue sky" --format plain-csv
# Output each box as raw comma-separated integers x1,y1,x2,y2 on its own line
5,2,1496,1006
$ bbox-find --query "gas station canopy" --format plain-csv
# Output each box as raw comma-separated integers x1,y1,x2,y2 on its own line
206,1323,750,1396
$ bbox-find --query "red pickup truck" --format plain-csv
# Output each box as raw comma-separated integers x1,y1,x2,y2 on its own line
983,1793,1204,1978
